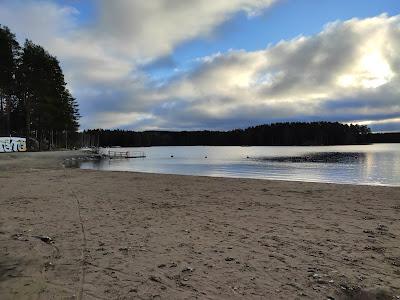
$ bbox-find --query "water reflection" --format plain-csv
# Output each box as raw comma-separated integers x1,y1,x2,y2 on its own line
77,144,400,186
256,152,366,163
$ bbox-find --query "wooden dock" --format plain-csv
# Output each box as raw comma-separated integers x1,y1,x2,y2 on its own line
106,150,146,159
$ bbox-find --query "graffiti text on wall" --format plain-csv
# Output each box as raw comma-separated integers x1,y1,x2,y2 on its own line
0,137,27,153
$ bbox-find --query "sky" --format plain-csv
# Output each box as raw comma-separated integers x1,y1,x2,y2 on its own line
0,0,399,132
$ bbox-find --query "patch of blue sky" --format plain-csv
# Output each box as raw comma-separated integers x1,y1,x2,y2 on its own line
169,0,399,74
57,0,97,26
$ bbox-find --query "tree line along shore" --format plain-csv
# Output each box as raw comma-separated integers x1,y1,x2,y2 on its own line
80,122,399,148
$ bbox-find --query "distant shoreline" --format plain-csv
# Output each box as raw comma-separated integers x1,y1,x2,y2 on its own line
78,123,399,149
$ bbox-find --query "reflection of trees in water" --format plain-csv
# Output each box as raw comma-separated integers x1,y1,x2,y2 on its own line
258,152,366,164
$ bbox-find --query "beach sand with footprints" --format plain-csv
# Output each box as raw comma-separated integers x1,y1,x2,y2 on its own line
0,151,399,299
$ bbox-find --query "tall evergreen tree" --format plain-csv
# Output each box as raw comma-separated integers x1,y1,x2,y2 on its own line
0,25,80,149
0,25,20,136
17,40,79,148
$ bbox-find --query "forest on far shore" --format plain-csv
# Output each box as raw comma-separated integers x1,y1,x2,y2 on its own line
78,122,394,148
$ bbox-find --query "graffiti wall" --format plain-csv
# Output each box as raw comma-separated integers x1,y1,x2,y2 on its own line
0,137,27,153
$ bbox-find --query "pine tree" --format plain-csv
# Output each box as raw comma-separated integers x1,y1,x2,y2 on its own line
18,40,80,148
0,25,20,136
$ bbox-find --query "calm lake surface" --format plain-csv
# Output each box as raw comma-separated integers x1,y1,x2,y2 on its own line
79,144,400,186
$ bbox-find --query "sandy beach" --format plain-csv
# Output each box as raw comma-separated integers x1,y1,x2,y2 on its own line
0,151,399,299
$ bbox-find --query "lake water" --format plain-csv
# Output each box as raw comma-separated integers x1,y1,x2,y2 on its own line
79,144,400,186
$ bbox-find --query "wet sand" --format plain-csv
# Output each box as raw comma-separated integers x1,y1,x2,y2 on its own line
0,151,399,299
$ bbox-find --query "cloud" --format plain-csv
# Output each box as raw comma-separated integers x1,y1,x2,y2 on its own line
0,1,399,131
95,0,277,59
139,14,400,131
0,0,278,128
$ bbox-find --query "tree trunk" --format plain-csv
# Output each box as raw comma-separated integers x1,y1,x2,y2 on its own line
5,96,11,136
38,114,42,150
0,96,4,136
25,93,31,139
51,129,53,149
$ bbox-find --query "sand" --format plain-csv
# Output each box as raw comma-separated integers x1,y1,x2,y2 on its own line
0,151,399,299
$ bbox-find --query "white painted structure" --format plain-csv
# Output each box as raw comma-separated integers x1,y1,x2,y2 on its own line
0,137,27,153
107,150,146,159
